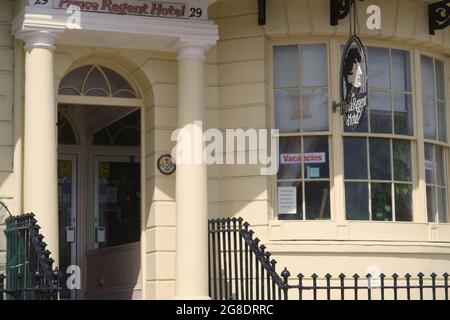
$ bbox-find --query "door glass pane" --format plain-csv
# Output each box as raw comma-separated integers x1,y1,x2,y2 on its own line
394,93,413,136
395,184,412,222
58,159,75,300
303,136,329,179
305,182,330,220
344,137,368,179
301,88,328,131
438,188,448,223
345,182,369,220
425,144,435,184
423,98,437,140
97,159,141,248
277,181,302,220
274,89,301,133
391,49,411,92
368,47,390,90
427,186,437,222
371,183,393,221
278,137,301,180
421,55,435,98
436,59,445,100
393,140,412,182
301,44,328,87
370,138,391,180
369,91,392,133
273,45,300,88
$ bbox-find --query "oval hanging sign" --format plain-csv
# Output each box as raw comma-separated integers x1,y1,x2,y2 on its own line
340,36,368,130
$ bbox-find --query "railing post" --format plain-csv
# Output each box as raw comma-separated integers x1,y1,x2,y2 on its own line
418,272,424,300
353,274,359,301
366,273,372,301
0,273,5,301
339,273,345,301
281,268,290,300
405,273,411,300
380,273,385,300
270,259,277,300
325,273,332,301
392,273,398,301
444,273,449,301
431,273,437,300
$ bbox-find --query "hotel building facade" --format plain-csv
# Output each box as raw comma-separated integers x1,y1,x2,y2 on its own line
1,0,450,300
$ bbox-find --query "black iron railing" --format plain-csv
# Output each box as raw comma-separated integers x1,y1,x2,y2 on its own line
0,213,62,300
208,218,450,300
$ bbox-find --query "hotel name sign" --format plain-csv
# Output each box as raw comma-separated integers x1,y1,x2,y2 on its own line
29,0,207,20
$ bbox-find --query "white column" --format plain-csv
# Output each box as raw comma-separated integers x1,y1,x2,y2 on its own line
175,44,210,299
21,31,59,267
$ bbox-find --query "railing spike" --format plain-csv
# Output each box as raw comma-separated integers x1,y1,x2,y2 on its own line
353,273,359,279
325,273,332,279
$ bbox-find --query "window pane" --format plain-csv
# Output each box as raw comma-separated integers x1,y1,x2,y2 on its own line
394,93,413,135
277,181,302,220
425,143,435,184
301,88,328,131
393,140,412,182
344,137,368,179
438,101,447,142
274,89,301,133
370,138,391,180
278,137,301,180
436,59,445,100
421,55,435,98
301,44,328,87
438,187,448,223
305,181,330,220
344,110,368,132
273,46,300,88
371,183,393,221
391,49,411,92
368,47,390,90
303,136,329,179
345,182,369,220
436,145,446,187
395,184,412,222
370,91,392,133
423,98,437,140
427,186,437,222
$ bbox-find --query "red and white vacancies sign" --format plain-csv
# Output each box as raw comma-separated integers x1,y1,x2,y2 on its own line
30,0,207,20
280,153,326,164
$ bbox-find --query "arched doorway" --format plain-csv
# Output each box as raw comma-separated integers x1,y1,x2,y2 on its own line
57,65,143,300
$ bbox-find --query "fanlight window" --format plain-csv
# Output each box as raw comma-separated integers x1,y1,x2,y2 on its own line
93,110,140,147
58,65,137,98
58,111,78,145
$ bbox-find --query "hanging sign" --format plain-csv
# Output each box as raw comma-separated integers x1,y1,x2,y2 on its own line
339,36,368,130
30,0,207,20
157,154,176,175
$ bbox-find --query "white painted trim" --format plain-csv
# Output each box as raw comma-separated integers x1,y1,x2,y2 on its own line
57,95,143,107
12,6,219,52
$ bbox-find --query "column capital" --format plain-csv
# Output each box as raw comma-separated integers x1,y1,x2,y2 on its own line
175,39,216,61
18,30,61,52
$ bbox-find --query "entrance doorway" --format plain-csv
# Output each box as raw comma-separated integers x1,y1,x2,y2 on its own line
57,64,143,299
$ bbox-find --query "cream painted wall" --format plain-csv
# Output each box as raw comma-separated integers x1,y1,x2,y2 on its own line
0,0,15,274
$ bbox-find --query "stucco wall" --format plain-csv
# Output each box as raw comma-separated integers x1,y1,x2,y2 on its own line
0,0,15,275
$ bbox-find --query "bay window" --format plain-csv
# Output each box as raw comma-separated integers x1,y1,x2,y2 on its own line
272,42,449,225
421,55,449,223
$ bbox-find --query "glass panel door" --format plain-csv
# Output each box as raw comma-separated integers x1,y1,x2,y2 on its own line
58,154,77,300
94,155,141,249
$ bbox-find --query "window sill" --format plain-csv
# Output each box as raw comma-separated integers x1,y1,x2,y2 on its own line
268,220,450,243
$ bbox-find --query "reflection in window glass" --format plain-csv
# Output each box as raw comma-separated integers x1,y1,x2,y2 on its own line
425,143,448,222
369,91,392,134
303,137,329,179
395,184,412,222
393,140,412,182
344,137,367,180
371,183,392,221
305,182,330,220
423,98,437,140
301,88,328,131
421,56,435,98
274,89,301,133
368,47,390,90
391,49,411,92
301,44,328,87
273,45,300,88
345,182,369,220
370,138,391,181
394,94,413,136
